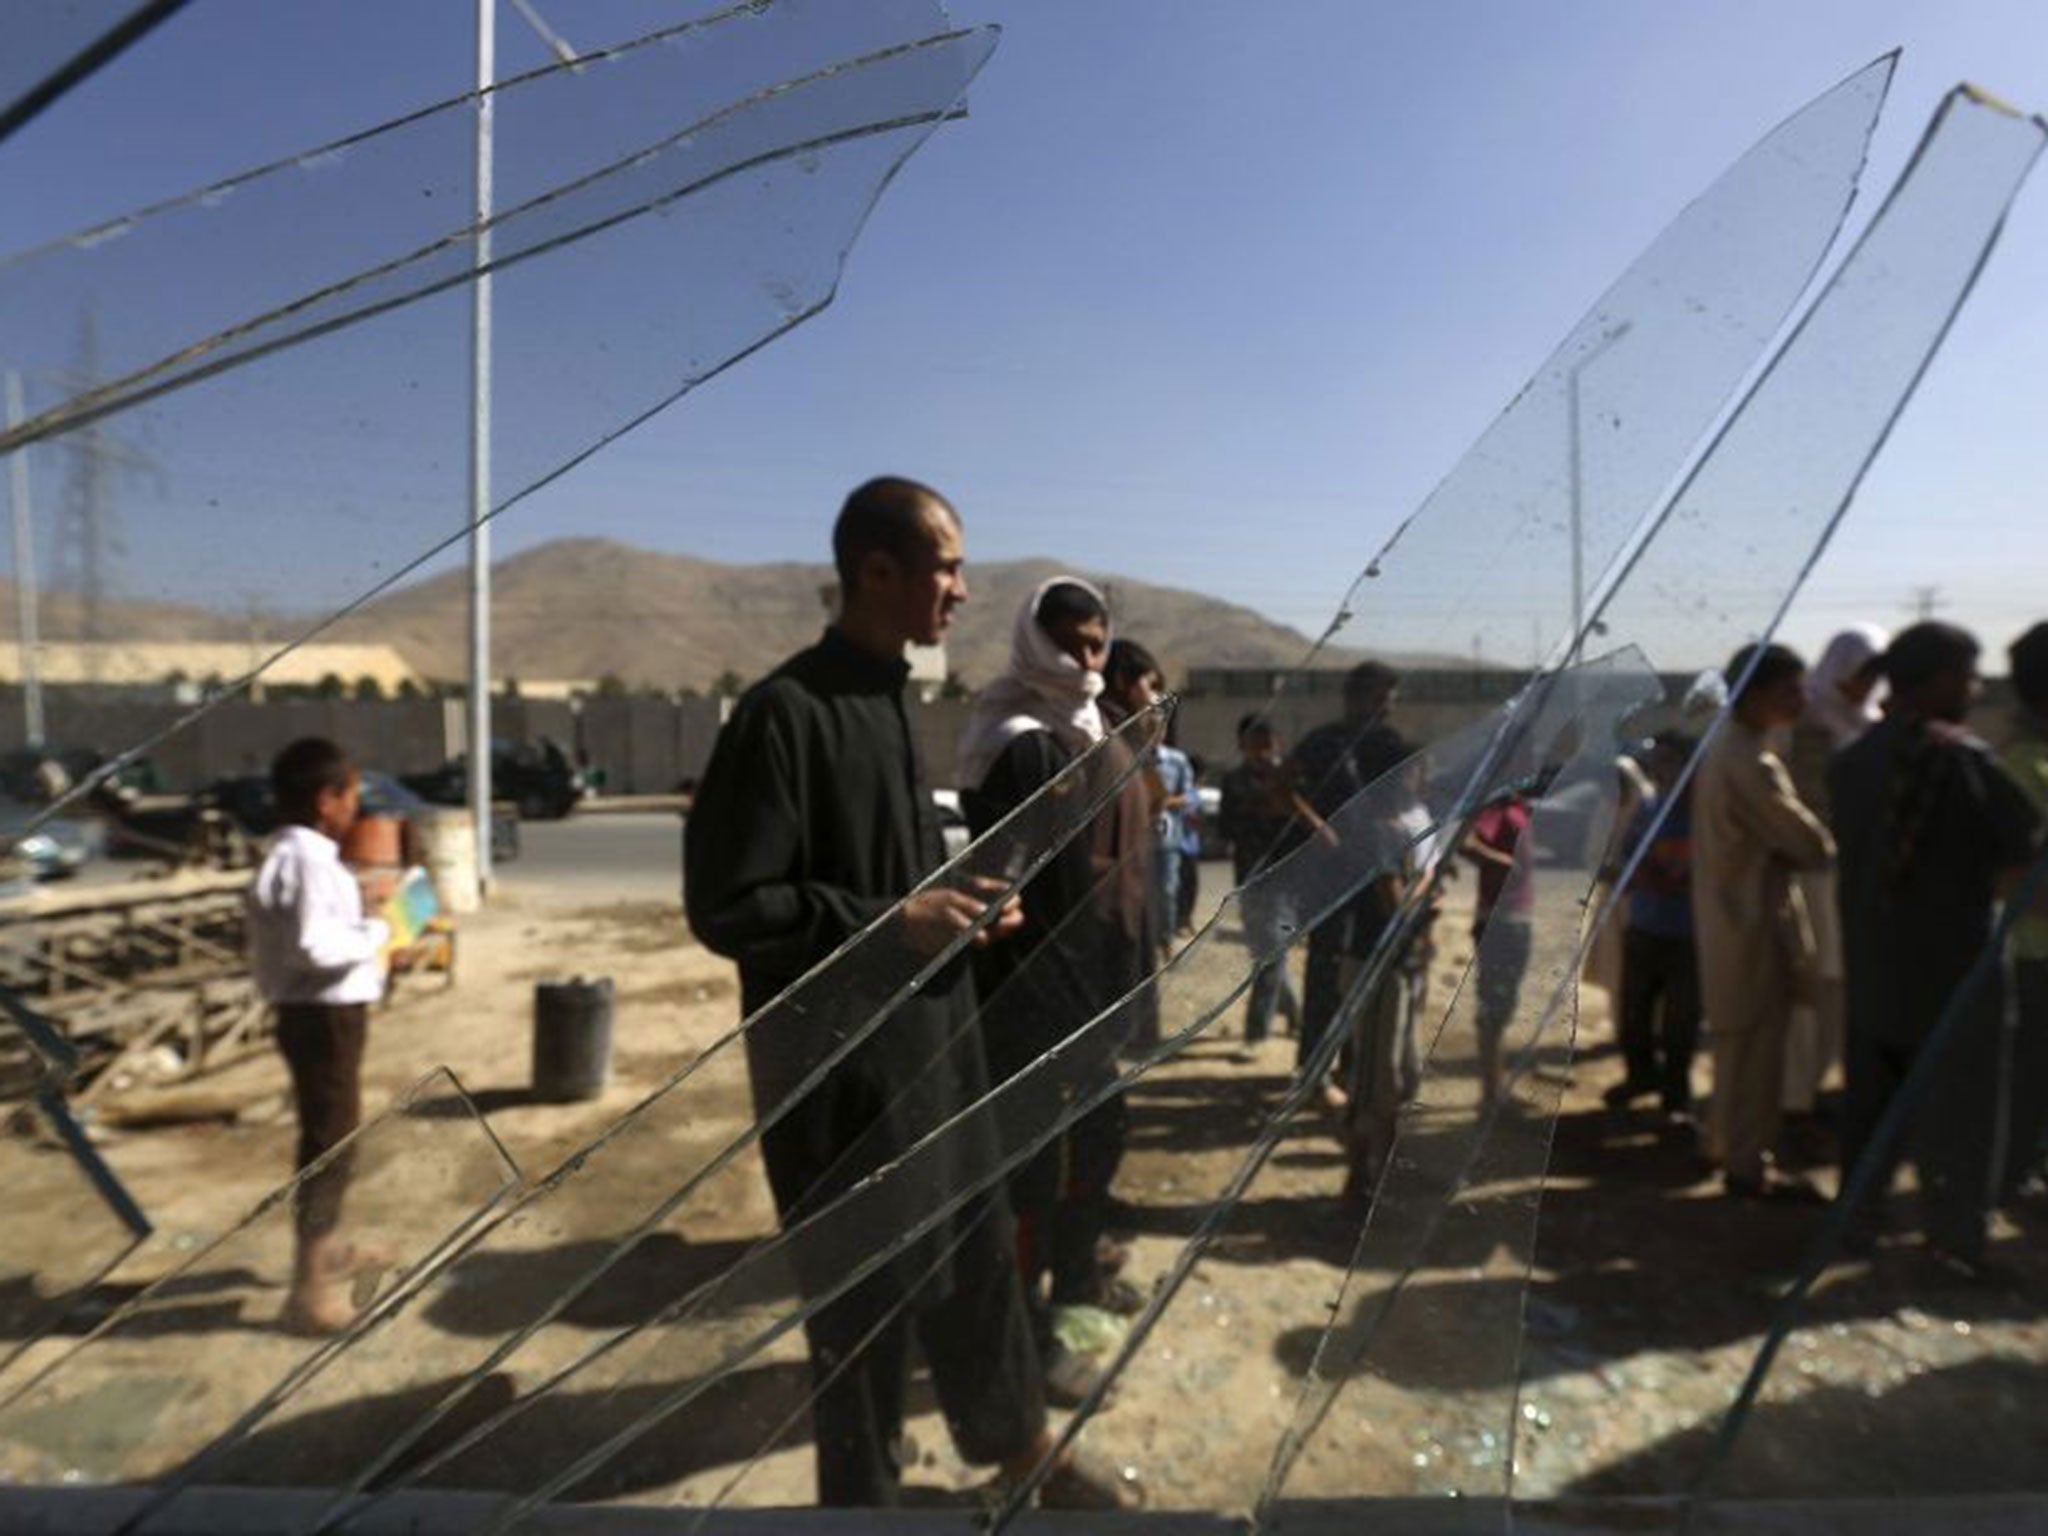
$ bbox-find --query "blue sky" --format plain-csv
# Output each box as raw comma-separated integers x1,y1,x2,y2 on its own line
3,0,2045,669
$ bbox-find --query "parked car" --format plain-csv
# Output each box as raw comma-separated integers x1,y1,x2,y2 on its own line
0,746,160,804
204,768,427,841
405,737,586,821
0,798,96,885
931,787,970,860
102,768,431,867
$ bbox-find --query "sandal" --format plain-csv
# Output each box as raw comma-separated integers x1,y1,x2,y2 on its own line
1037,1446,1145,1511
1091,1274,1147,1317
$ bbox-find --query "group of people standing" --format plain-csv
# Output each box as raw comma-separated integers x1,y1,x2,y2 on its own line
678,472,2048,1507
686,479,1183,1510
1603,620,2048,1277
1215,664,1434,1194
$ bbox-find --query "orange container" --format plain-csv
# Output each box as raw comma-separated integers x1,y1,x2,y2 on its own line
342,814,403,870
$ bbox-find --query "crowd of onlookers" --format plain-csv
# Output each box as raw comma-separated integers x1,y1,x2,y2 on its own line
222,470,2048,1509
1223,618,2048,1286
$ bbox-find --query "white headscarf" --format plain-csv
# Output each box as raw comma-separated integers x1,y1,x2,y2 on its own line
956,576,1108,789
1805,624,1888,746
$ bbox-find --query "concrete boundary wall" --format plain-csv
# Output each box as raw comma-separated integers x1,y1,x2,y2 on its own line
0,698,458,789
0,674,2020,797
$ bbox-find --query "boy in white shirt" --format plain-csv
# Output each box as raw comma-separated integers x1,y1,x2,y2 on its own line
247,737,389,1334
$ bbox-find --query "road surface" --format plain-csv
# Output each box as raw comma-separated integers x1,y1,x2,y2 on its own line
498,810,684,907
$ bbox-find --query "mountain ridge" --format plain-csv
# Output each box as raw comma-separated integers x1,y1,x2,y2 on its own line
320,537,1363,690
4,538,1416,691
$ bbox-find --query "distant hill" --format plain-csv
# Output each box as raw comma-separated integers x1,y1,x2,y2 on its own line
0,587,240,645
316,538,1357,691
4,539,1411,692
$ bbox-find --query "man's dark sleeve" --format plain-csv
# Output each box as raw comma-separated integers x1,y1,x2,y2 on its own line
1965,741,2044,871
1282,734,1330,824
1217,769,1249,850
684,684,895,979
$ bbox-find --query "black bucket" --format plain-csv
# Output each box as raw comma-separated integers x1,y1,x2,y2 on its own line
531,976,614,1102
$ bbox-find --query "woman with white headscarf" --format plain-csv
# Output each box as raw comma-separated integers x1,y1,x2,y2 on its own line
1784,623,1888,1116
1800,625,1890,755
956,577,1142,1403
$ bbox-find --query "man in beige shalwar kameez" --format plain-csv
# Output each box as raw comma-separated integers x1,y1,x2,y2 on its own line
1693,643,1835,1199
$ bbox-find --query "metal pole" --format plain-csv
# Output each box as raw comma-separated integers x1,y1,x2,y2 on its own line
1563,319,1632,656
1566,359,1585,648
467,0,495,898
4,370,45,747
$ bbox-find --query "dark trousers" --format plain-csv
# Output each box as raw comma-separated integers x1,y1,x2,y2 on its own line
1345,959,1420,1187
801,1198,1044,1506
1841,1002,2002,1260
1619,928,1702,1112
1049,1094,1127,1307
274,1002,368,1240
1302,920,1347,1074
1012,1093,1127,1333
1238,879,1300,1044
1176,850,1199,933
1474,918,1533,1100
2007,958,2048,1194
1124,910,1163,1053
1475,919,1533,1050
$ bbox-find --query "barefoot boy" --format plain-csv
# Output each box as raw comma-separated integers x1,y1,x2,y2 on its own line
246,737,389,1333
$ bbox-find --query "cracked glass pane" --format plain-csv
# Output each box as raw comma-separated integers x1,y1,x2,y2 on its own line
971,660,1655,1522
1694,850,2048,1511
1503,84,2048,1512
315,664,1647,1532
0,1069,518,1499
0,12,2036,1525
1256,664,1640,1510
0,991,150,1373
1285,56,1893,686
0,0,995,831
993,74,2041,1526
0,1,187,143
0,1090,150,1376
105,704,1162,1535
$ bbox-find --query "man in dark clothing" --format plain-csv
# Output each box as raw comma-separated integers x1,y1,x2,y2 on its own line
684,478,1132,1510
1286,661,1416,1109
1831,622,2042,1274
1218,716,1304,1043
2001,622,2048,1189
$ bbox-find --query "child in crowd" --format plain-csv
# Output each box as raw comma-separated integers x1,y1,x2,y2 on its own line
1461,785,1534,1106
1607,733,1702,1131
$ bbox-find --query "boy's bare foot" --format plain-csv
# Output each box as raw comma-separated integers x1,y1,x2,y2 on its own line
282,1231,383,1335
279,1282,356,1336
319,1238,399,1277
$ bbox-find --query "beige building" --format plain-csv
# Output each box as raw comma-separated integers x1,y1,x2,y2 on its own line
0,641,421,695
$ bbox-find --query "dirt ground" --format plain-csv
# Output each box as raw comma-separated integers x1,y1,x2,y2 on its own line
5,866,2047,1518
